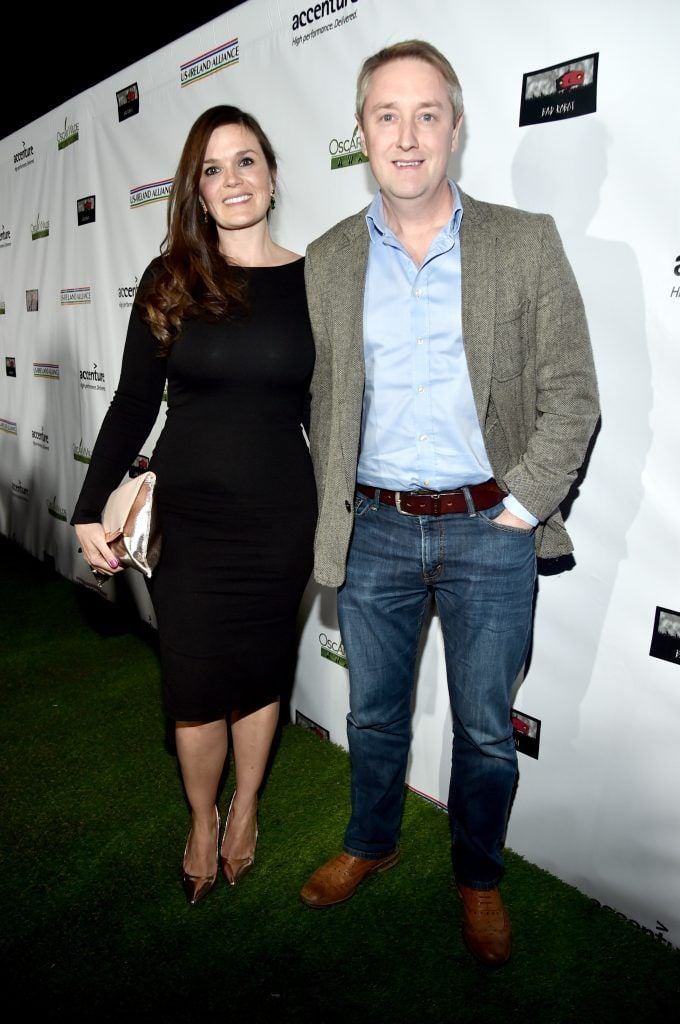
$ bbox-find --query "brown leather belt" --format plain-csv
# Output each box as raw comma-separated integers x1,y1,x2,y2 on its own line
356,479,507,516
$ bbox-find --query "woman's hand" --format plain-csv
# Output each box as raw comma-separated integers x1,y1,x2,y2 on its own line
74,522,122,576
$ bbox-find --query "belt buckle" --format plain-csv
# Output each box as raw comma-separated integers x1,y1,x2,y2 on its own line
395,490,441,516
394,491,415,516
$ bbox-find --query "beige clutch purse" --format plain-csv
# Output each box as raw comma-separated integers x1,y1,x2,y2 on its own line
101,471,161,578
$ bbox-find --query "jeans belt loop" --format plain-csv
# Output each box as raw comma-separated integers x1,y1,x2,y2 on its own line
462,486,477,516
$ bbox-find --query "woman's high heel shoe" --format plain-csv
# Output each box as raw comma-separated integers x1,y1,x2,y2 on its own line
181,806,220,905
220,792,258,886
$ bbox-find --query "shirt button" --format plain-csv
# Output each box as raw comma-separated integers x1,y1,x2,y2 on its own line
416,338,424,345
417,386,424,393
423,479,430,485
414,289,422,298
420,434,428,442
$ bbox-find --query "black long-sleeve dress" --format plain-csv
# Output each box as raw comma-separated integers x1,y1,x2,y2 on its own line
72,258,317,720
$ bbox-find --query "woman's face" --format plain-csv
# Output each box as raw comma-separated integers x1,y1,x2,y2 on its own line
198,123,274,237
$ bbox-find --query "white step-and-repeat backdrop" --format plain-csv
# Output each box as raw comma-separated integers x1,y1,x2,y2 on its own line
1,0,678,947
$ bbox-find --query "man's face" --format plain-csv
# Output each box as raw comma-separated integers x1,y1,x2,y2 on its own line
359,57,460,211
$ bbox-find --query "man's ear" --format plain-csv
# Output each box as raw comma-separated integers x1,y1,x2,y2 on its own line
356,115,367,156
451,113,464,154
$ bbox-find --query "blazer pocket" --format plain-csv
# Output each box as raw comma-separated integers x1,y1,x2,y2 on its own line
493,300,530,381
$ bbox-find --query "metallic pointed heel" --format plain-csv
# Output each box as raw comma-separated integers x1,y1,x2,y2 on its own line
182,806,220,905
220,792,258,887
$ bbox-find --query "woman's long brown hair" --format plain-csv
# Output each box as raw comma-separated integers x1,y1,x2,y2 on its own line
138,105,277,352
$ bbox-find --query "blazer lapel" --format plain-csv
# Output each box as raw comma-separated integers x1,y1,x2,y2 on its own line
459,190,496,427
336,211,370,483
340,210,370,383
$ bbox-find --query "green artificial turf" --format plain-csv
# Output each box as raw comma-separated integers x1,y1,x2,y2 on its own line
1,537,678,1022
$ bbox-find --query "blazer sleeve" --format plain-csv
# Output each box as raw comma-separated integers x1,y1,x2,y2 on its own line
305,246,334,517
501,214,600,523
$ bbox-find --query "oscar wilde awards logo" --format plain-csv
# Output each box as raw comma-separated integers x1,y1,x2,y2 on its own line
46,495,68,522
130,178,173,209
318,632,347,668
519,53,598,126
72,438,92,464
30,213,49,240
180,38,239,87
329,124,368,170
117,82,139,122
57,115,79,150
292,0,359,47
0,224,11,249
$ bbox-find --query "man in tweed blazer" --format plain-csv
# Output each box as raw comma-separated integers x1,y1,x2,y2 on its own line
300,41,599,966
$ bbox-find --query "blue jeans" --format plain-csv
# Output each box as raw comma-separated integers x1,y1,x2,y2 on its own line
337,490,537,889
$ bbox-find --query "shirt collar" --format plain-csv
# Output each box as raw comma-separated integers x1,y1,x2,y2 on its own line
365,179,464,244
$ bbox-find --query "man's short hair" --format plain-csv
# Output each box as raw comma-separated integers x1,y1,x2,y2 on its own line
356,40,464,124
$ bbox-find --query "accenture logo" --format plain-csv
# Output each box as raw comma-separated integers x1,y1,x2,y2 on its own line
14,141,35,171
292,0,358,30
118,276,139,309
79,363,106,391
32,426,49,449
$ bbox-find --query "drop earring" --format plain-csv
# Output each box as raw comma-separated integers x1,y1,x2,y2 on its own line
270,187,276,211
199,199,208,223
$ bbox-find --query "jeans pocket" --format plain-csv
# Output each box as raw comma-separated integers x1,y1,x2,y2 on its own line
478,501,535,535
353,492,374,517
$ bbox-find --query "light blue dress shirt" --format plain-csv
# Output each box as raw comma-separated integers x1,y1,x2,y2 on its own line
357,181,537,526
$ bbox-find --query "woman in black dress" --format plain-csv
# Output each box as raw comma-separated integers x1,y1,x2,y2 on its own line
73,106,316,904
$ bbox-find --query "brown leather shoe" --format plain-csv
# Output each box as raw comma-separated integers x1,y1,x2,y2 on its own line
300,850,400,908
457,883,512,966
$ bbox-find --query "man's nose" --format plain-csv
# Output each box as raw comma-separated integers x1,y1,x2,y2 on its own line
396,120,418,149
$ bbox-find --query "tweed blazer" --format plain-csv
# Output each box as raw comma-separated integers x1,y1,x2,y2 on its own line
305,189,600,587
